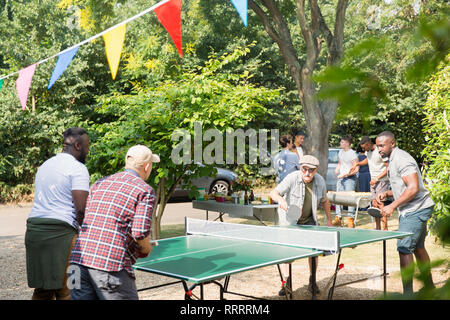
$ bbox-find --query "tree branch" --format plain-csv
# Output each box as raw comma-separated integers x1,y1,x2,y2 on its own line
248,0,282,45
296,0,317,73
249,0,302,82
310,0,333,50
329,0,348,64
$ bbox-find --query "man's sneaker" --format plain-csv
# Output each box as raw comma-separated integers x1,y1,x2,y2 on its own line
347,217,355,228
308,275,320,294
331,216,342,227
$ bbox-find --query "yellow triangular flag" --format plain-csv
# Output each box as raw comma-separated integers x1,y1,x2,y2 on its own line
103,24,126,80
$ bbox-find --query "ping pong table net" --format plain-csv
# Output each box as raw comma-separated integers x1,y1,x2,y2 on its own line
185,218,340,253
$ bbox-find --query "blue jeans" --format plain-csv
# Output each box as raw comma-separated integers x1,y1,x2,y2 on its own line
336,177,356,218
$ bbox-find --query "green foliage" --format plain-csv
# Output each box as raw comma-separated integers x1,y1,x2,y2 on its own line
316,3,448,162
0,95,86,186
406,10,450,83
0,0,108,198
88,45,279,197
421,55,450,244
313,3,449,299
0,0,447,210
315,38,389,125
385,259,450,300
0,182,34,204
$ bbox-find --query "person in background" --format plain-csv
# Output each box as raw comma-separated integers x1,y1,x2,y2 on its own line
332,135,359,228
293,131,306,160
274,134,301,183
25,127,90,300
376,131,435,295
353,136,390,230
356,145,371,194
69,145,159,300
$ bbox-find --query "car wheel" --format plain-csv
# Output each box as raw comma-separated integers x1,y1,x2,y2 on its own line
210,180,229,194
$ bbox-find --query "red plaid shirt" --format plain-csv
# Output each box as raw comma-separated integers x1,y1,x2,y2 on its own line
70,170,155,278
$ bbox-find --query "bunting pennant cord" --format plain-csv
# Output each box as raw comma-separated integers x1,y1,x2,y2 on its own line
0,0,248,110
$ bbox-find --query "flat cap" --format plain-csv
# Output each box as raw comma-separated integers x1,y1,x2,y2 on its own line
299,155,319,169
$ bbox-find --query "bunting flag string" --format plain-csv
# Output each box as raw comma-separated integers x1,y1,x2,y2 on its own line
0,0,249,110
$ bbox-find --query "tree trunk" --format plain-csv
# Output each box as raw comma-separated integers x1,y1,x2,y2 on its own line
152,177,166,240
249,0,347,179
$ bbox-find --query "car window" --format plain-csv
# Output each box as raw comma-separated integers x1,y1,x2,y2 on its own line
328,149,339,164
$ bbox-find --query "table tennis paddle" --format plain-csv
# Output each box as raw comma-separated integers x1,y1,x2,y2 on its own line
367,207,383,218
286,204,301,225
150,240,159,246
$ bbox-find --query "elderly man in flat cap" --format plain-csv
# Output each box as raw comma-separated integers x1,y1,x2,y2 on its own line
270,155,332,297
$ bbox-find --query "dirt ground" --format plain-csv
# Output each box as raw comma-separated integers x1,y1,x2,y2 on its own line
1,209,448,300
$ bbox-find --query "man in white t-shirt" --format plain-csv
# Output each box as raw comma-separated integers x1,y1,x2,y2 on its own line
25,127,90,300
353,136,390,230
332,135,359,228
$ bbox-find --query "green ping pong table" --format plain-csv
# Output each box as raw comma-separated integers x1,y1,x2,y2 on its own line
134,218,412,300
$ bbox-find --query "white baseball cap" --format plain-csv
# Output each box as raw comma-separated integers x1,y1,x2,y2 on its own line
126,145,160,169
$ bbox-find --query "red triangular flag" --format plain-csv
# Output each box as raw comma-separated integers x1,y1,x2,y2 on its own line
154,0,183,58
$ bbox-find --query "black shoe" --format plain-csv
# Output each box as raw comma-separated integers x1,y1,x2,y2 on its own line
308,276,320,294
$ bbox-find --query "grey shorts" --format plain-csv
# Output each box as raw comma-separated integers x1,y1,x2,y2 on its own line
69,264,138,300
370,180,390,198
397,206,434,255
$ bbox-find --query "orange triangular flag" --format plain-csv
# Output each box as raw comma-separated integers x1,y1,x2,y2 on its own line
154,0,183,58
103,24,127,79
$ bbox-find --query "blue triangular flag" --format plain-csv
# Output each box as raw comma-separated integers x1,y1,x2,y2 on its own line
230,0,248,26
47,46,79,89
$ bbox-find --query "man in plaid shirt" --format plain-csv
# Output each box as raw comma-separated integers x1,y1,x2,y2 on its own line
69,145,159,300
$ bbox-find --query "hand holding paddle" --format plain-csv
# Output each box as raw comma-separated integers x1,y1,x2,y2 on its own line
277,197,289,211
367,207,382,219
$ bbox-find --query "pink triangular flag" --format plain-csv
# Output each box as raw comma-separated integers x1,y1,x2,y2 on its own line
154,0,183,58
16,64,37,110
